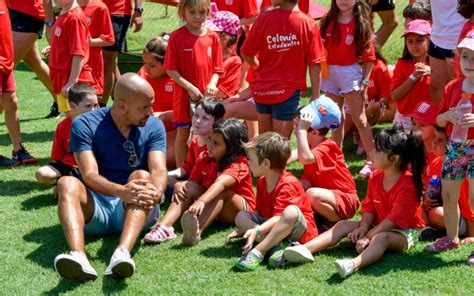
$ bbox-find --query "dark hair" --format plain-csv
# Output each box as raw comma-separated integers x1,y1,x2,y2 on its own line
195,96,226,121
403,2,432,21
243,132,291,171
374,125,426,201
68,83,96,105
434,124,446,134
143,33,168,63
458,0,474,19
212,119,248,171
321,0,373,59
401,35,430,61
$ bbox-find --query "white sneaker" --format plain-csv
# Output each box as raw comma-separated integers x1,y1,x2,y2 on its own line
105,247,135,278
181,212,201,246
54,251,97,281
283,245,315,264
334,258,356,278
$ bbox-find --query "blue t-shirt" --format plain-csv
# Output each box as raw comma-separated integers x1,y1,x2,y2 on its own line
70,107,166,185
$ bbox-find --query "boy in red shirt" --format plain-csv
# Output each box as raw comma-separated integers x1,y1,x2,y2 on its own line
78,0,115,102
47,0,94,113
240,0,325,139
295,96,360,231
229,132,318,271
35,83,98,195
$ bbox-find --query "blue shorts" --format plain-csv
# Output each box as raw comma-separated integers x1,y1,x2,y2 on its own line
255,90,300,121
84,189,159,236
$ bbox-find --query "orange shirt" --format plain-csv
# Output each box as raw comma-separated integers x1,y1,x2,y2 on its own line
82,0,115,95
0,0,13,73
6,0,44,20
102,0,133,16
362,170,425,229
190,153,256,211
460,180,474,221
51,117,77,168
181,137,207,175
256,171,318,243
241,8,324,104
49,6,93,94
439,78,474,139
367,59,391,102
391,59,431,116
212,0,258,19
322,18,375,66
218,55,242,98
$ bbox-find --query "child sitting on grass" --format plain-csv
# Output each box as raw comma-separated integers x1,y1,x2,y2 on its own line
283,125,426,279
295,96,360,231
35,83,98,197
227,132,317,271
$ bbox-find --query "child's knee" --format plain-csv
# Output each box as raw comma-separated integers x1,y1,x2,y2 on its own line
35,166,58,183
281,205,300,224
235,210,252,228
429,207,445,228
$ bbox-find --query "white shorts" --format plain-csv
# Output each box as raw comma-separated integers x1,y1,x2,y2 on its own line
321,64,363,97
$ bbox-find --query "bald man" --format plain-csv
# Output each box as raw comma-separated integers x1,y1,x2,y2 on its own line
54,73,167,281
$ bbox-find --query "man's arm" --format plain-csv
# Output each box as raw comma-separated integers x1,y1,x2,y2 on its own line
148,150,168,204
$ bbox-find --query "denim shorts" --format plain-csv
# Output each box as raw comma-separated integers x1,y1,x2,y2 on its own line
321,64,363,96
255,90,300,121
428,40,456,60
441,139,474,180
84,189,159,236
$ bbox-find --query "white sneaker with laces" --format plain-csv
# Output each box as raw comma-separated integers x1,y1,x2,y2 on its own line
105,247,135,278
283,245,315,264
334,258,356,278
54,251,97,281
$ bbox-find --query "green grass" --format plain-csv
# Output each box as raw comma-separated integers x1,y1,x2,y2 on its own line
1,1,474,294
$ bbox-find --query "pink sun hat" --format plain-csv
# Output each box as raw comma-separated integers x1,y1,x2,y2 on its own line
401,19,431,37
205,8,241,36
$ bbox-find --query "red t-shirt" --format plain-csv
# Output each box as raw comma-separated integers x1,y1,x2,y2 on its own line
0,0,13,74
218,55,242,98
51,116,77,168
301,138,356,193
424,155,443,185
6,0,44,20
361,170,425,229
367,59,391,102
240,8,325,104
189,153,256,211
439,78,474,139
212,0,258,19
453,20,474,79
102,0,133,16
322,18,375,66
82,0,115,95
391,59,431,116
164,26,223,123
255,171,318,243
181,137,207,175
460,179,474,221
137,67,175,131
49,7,93,94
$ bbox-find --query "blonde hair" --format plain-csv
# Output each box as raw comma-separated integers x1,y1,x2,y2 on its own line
243,132,291,171
177,0,211,20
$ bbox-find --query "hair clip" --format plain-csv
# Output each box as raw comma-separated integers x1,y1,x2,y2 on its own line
162,34,170,42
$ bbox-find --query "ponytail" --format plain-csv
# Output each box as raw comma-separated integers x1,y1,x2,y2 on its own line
404,132,426,201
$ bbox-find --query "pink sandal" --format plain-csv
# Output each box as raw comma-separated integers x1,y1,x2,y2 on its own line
144,223,176,244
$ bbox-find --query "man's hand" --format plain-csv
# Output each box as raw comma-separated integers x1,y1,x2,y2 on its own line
117,179,150,207
130,11,143,33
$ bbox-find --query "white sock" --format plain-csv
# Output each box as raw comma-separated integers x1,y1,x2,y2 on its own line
249,249,263,260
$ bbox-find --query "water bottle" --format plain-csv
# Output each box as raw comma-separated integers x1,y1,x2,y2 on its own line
427,175,443,205
450,92,472,142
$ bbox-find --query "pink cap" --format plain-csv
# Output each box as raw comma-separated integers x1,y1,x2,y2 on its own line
458,31,474,51
401,19,431,37
411,101,440,126
205,10,241,36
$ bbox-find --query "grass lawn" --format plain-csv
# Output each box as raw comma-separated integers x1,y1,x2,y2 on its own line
1,0,473,294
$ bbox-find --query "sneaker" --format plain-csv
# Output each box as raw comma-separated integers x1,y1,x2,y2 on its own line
424,236,460,253
54,251,97,281
105,247,135,278
359,160,374,178
356,143,365,155
181,212,201,246
334,258,356,278
144,223,176,244
234,250,263,272
45,101,60,118
0,155,15,167
284,245,314,264
12,143,38,166
419,226,446,242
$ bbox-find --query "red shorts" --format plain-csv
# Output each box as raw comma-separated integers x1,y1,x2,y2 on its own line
0,70,16,93
172,87,192,127
332,190,360,220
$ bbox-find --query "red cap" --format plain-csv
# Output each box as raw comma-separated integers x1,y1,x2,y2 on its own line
411,101,440,126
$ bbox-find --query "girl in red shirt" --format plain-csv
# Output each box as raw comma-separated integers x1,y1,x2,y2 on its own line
144,119,255,246
283,125,426,278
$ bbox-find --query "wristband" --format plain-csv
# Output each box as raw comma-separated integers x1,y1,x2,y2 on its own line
45,20,55,27
409,74,417,82
134,7,144,14
361,79,369,86
252,227,261,236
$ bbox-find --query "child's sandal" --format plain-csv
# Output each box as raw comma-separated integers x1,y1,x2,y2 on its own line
144,224,176,244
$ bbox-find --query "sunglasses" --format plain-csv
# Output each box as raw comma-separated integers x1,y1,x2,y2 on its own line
123,140,139,168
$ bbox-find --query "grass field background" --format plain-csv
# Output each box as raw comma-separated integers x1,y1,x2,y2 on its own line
1,0,474,294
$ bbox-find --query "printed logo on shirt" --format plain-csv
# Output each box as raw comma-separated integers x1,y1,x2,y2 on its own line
165,83,174,92
86,16,92,26
184,48,193,52
345,35,354,45
266,33,301,51
417,102,431,113
207,47,212,58
368,79,374,88
55,26,62,37
225,0,233,5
